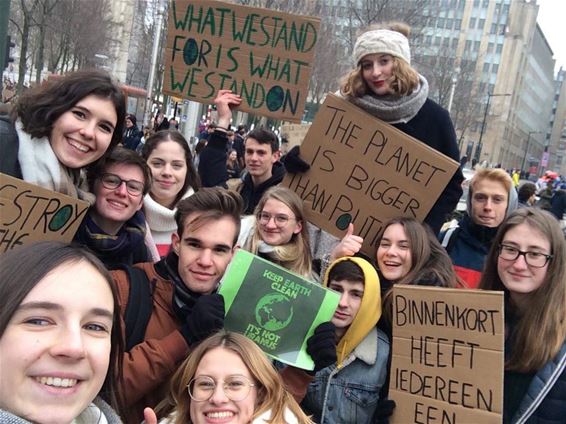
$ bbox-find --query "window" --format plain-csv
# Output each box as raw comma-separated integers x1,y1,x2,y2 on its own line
490,23,497,34
488,42,494,53
492,64,499,73
496,43,503,54
474,41,481,51
435,36,441,46
478,19,485,29
438,18,445,28
483,63,490,72
465,40,472,51
447,18,453,29
452,37,459,48
455,19,462,30
469,17,476,29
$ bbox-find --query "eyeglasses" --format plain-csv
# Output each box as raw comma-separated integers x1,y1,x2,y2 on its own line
100,173,144,196
257,212,296,227
188,375,255,402
498,244,553,268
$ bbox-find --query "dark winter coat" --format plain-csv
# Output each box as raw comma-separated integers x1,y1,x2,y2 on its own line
198,129,229,188
239,161,286,214
0,114,22,178
122,125,143,151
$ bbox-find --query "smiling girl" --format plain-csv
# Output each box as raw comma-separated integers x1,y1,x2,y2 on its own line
0,70,126,204
0,241,124,424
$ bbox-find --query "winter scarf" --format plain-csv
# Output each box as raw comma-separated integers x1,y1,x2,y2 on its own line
16,119,95,204
341,74,429,124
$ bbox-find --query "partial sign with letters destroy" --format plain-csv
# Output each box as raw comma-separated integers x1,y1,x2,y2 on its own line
389,286,504,424
163,0,320,122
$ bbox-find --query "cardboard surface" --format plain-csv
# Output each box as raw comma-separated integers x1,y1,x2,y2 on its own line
219,250,339,370
282,94,460,255
163,0,320,122
0,173,89,254
281,122,311,148
389,286,504,424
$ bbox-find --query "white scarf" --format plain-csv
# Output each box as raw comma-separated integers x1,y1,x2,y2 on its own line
143,187,195,232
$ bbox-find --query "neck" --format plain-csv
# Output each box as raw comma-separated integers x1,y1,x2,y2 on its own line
151,192,176,209
90,210,124,235
251,171,272,187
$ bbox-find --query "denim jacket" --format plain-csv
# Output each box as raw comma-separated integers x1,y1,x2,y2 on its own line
301,327,390,423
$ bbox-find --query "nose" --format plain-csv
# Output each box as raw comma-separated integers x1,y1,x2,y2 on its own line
197,248,213,267
209,383,229,405
338,293,349,308
264,216,278,229
80,120,96,140
115,181,128,196
50,325,86,359
484,198,494,210
371,64,381,77
511,253,529,270
384,245,399,257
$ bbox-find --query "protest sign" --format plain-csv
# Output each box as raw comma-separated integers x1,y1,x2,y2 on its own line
281,122,311,149
282,94,460,255
219,249,339,370
163,0,320,122
389,286,504,424
0,173,89,254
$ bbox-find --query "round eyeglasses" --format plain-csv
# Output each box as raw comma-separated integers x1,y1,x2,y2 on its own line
100,173,144,196
188,375,255,402
257,211,296,227
498,244,553,268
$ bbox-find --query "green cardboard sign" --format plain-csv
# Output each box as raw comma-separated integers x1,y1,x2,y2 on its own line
219,250,339,370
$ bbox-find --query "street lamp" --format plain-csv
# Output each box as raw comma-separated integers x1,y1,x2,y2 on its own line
447,67,460,114
474,92,511,163
521,131,542,173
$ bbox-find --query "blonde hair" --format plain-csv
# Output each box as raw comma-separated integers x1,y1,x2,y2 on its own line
470,168,513,195
155,331,313,423
246,186,313,277
340,22,419,97
479,208,566,372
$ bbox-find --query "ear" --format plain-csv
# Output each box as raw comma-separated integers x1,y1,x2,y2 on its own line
171,232,180,254
293,220,303,235
135,196,144,211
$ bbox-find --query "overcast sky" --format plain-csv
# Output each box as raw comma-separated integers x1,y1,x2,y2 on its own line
536,0,565,74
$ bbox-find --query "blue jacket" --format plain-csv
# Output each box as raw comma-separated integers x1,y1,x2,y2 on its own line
511,341,566,423
301,327,390,424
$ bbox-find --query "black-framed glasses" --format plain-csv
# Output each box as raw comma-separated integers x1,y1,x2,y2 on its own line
498,244,553,268
188,375,255,402
257,211,296,227
100,173,144,196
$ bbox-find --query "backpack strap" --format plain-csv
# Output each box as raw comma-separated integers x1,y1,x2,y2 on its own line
441,226,461,253
122,266,153,352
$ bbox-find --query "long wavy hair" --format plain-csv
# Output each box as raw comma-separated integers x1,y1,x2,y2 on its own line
0,241,125,415
245,186,313,277
377,217,460,321
155,331,313,423
340,22,419,97
479,208,566,372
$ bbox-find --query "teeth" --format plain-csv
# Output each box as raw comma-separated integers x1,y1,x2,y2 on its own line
68,139,89,152
108,200,126,208
206,412,234,419
36,376,78,387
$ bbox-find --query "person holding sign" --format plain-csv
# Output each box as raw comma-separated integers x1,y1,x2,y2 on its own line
0,241,123,424
73,147,153,269
0,70,126,204
338,22,463,234
240,186,314,279
479,208,566,423
146,331,312,423
300,257,390,423
141,130,201,257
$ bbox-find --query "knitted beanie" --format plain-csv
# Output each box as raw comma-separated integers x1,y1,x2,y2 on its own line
353,29,411,65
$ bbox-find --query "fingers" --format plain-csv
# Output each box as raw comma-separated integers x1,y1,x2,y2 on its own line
143,407,158,424
345,223,354,237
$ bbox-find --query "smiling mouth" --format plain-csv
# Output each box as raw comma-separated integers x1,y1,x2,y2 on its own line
108,199,127,208
205,411,235,419
68,138,90,153
35,377,79,388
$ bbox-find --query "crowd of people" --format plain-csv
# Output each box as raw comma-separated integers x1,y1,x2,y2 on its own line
0,21,565,424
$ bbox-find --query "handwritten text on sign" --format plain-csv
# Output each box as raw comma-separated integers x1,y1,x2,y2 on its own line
163,0,320,122
0,173,89,254
282,94,459,255
389,286,504,424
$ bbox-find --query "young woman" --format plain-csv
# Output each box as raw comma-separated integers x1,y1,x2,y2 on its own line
0,70,126,203
141,130,201,256
239,186,313,279
151,331,312,423
226,149,241,179
339,22,463,234
0,241,124,423
479,208,566,423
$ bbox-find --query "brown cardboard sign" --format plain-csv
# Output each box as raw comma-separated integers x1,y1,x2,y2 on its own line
0,173,89,254
281,122,311,149
282,94,459,255
163,0,320,123
389,286,504,424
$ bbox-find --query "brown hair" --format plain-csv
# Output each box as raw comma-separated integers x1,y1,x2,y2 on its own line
175,187,243,244
479,208,566,372
246,186,313,277
141,130,201,206
155,331,313,423
14,69,126,159
0,241,125,414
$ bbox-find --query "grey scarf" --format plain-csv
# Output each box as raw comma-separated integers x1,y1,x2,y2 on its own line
343,74,429,124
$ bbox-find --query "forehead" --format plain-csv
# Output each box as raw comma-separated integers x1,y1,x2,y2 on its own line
196,347,251,377
329,278,365,291
472,178,508,196
383,223,407,239
262,198,294,215
502,223,550,250
361,53,393,63
148,140,186,159
245,137,272,153
182,213,237,245
75,95,117,125
103,163,144,181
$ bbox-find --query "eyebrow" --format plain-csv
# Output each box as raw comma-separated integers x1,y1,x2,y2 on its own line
17,301,114,320
501,241,549,251
75,105,116,131
183,237,232,250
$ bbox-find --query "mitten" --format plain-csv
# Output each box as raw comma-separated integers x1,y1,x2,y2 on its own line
306,322,337,373
282,146,310,173
181,293,225,346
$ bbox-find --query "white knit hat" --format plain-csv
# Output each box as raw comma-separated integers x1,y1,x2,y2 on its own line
353,29,411,65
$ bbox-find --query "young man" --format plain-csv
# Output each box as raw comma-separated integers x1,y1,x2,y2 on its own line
74,147,152,269
440,168,518,288
112,187,242,423
301,257,390,423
